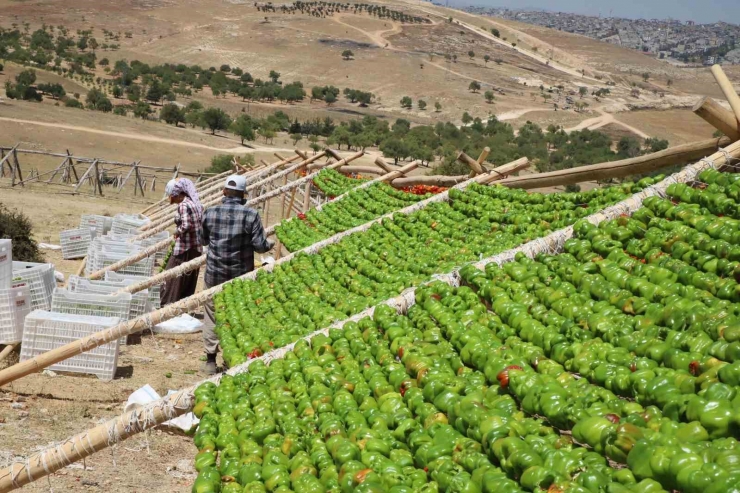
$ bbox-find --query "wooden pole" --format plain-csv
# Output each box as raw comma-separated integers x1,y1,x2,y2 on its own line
117,161,137,192
0,145,18,179
68,150,80,182
135,153,328,239
134,164,145,196
93,161,104,196
458,149,487,177
73,160,98,193
11,149,23,187
498,137,734,190
0,344,19,363
46,156,69,183
692,97,740,141
710,64,740,125
302,181,312,212
284,188,298,220
373,156,394,173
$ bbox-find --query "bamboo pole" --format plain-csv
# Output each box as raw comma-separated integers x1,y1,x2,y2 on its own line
498,137,734,190
710,64,740,125
143,156,297,226
457,148,487,177
373,156,394,173
135,152,328,240
73,160,99,192
0,344,18,364
140,169,233,215
284,188,298,220
302,181,312,212
693,97,740,141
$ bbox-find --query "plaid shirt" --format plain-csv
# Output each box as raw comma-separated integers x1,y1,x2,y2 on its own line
201,196,271,287
173,198,203,256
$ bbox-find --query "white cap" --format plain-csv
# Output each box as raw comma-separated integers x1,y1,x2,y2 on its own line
224,174,247,192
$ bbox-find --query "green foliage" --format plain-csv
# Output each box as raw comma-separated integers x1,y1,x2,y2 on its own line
160,103,186,126
202,107,232,134
205,154,254,174
85,88,112,112
133,101,153,119
220,64,231,72
491,28,500,37
468,80,481,93
64,97,83,108
37,82,66,99
400,96,412,109
434,101,442,112
341,49,354,60
113,106,127,116
343,88,373,106
418,99,427,110
484,90,495,103
0,202,43,263
230,114,255,144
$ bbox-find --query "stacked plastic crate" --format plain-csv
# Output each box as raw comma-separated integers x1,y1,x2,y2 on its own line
20,311,121,380
85,236,155,278
51,288,132,346
59,228,96,260
105,272,160,310
111,213,149,235
80,215,112,237
12,261,56,311
0,240,33,345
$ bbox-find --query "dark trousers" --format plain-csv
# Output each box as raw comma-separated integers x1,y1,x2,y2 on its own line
160,248,201,306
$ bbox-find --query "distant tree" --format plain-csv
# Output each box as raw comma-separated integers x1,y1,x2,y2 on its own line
113,106,127,116
220,64,231,72
461,112,473,125
644,137,669,153
468,81,481,93
77,36,88,51
468,50,475,58
145,81,164,104
484,54,490,65
400,96,413,109
160,103,186,126
484,90,495,103
617,137,641,158
112,85,123,98
324,91,337,105
38,83,66,99
202,107,232,134
15,69,37,86
342,49,354,60
667,78,673,87
291,133,303,146
0,63,4,72
64,98,83,108
258,123,276,144
99,58,109,66
379,137,409,164
86,88,112,112
418,99,427,110
133,101,153,119
491,28,500,38
434,101,442,112
642,72,650,82
268,70,281,83
185,109,203,128
230,114,255,144
578,86,588,98
232,67,243,76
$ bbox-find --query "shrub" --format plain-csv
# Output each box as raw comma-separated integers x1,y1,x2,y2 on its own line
0,202,43,262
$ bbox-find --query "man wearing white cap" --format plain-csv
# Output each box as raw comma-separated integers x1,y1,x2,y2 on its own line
200,174,274,374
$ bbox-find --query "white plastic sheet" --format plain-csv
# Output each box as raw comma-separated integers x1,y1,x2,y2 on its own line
124,384,198,432
153,313,203,334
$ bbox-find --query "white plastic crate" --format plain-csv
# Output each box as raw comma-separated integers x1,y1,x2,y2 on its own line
0,285,31,344
97,252,154,277
11,262,56,311
111,214,150,235
60,228,95,260
52,288,131,345
21,310,120,381
105,272,160,310
67,276,150,319
80,215,112,237
0,239,11,289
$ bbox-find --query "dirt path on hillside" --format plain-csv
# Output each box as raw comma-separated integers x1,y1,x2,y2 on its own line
564,109,650,138
0,117,297,154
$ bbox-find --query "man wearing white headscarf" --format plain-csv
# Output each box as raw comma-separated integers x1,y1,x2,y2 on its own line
160,178,204,306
